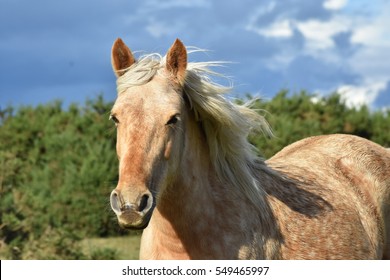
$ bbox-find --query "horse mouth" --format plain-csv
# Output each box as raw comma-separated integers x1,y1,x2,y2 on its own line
117,205,155,230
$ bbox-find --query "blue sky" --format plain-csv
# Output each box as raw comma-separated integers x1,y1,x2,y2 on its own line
1,0,389,109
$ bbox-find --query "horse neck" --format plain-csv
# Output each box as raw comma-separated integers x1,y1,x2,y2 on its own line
145,114,281,259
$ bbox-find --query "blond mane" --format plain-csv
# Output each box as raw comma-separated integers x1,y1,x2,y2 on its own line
116,49,273,211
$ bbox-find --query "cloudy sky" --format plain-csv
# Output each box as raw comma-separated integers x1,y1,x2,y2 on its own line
1,0,389,109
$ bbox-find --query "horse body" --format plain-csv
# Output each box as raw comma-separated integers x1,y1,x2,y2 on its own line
140,133,390,259
267,134,390,259
109,38,390,259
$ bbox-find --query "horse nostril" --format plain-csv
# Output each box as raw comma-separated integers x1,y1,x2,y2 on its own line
111,190,152,214
110,190,121,214
138,194,149,212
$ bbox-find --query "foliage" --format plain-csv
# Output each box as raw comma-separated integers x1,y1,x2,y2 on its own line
0,96,122,259
80,236,141,260
0,91,389,259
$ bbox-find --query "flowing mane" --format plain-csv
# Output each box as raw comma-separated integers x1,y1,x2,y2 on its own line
116,49,273,211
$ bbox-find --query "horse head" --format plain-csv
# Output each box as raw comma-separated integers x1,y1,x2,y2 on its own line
109,38,188,229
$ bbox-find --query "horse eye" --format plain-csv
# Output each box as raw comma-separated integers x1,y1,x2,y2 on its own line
166,114,180,126
110,115,119,125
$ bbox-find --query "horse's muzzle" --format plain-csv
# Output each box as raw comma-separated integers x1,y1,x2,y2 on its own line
110,189,154,230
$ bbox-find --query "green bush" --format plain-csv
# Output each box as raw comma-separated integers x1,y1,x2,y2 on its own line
0,96,122,259
90,248,119,260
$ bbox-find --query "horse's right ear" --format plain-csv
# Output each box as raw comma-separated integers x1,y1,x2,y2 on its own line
111,38,135,77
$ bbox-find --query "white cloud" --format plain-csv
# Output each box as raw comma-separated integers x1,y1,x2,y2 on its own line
323,0,348,11
300,1,390,109
247,5,351,57
244,0,389,108
350,5,390,49
296,17,350,51
246,2,290,38
343,1,390,107
250,19,294,39
338,81,386,108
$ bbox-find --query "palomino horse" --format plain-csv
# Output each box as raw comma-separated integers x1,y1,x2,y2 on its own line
109,38,390,259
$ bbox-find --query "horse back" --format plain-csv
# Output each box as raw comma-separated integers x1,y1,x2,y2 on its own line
266,134,390,259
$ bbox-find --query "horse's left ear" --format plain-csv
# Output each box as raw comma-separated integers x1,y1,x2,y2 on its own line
166,39,187,84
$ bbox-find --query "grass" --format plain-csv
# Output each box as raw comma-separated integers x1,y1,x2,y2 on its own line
80,234,142,260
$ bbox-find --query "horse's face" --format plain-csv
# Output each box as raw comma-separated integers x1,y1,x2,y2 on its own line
109,38,187,229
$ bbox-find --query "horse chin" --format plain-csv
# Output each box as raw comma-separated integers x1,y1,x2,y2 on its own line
118,206,154,230
120,220,150,230
119,216,151,230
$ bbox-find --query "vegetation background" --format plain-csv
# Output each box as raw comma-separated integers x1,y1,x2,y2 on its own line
1,91,389,259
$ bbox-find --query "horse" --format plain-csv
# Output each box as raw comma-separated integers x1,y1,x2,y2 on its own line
109,38,390,259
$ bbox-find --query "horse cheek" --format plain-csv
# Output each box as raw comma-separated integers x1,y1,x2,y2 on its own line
164,140,173,159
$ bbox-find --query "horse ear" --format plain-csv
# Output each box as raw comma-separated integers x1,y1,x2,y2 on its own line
111,38,135,77
166,39,187,84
